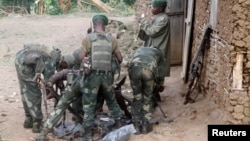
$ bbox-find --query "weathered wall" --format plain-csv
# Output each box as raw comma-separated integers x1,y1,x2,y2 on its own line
193,0,250,123
228,0,250,123
135,0,250,123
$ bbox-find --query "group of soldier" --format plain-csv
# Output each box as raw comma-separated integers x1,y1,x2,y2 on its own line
14,0,170,141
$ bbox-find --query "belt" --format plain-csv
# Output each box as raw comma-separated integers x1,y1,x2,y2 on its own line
130,62,154,71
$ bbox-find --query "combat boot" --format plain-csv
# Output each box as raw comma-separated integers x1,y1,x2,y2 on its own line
141,121,152,134
133,122,141,135
23,118,33,128
114,119,123,128
32,122,43,133
81,126,93,141
35,128,50,141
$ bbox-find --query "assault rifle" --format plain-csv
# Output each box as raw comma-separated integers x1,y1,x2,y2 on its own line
114,76,132,119
46,86,83,123
33,73,49,117
153,85,167,118
184,25,212,105
97,76,132,119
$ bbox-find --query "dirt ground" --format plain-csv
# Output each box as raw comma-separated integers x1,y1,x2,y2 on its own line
0,12,226,141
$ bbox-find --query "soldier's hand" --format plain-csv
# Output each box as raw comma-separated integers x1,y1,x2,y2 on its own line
46,81,53,88
46,88,54,99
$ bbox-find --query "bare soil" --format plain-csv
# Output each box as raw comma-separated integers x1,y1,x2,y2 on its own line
0,12,225,141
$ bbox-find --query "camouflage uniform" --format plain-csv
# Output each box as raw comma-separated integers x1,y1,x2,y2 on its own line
42,69,84,130
14,42,61,133
81,32,122,128
59,48,84,114
139,4,170,78
128,46,165,134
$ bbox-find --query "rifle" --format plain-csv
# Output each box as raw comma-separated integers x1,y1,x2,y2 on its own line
152,85,167,118
32,73,49,117
114,76,132,119
184,25,212,105
46,86,83,123
96,76,132,119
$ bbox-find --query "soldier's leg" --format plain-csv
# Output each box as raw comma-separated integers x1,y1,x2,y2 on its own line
81,73,100,141
15,56,35,129
18,78,33,128
101,73,122,128
128,66,143,134
21,92,33,128
24,81,43,133
141,68,155,134
72,95,84,115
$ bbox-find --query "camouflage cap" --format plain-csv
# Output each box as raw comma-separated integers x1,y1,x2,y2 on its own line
92,14,109,25
152,0,167,7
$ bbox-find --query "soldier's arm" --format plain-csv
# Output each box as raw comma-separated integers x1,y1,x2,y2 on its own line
80,36,90,60
113,38,123,64
48,69,69,85
140,16,169,38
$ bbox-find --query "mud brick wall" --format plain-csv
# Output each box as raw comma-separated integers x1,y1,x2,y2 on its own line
193,0,250,123
135,0,250,123
229,0,250,123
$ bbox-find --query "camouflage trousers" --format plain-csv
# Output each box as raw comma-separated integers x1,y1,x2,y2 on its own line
82,71,121,127
43,76,83,129
15,66,43,123
128,66,155,123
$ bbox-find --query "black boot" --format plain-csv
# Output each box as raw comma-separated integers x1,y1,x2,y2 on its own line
133,122,141,135
23,118,33,128
32,122,43,133
81,126,93,141
35,128,50,141
141,121,152,134
115,119,123,128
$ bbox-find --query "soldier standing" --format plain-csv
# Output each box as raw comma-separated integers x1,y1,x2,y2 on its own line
138,0,170,84
80,14,123,141
128,46,166,134
14,42,61,133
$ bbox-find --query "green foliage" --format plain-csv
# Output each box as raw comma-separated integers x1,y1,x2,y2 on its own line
100,0,135,6
0,0,135,16
83,5,102,13
123,0,136,6
112,2,134,16
44,0,62,15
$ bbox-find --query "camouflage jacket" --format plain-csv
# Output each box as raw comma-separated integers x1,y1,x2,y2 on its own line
129,46,166,82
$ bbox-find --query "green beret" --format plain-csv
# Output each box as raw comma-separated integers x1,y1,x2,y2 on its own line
152,0,167,7
92,14,109,25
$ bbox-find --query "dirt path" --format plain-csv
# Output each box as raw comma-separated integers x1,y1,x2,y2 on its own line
0,13,224,141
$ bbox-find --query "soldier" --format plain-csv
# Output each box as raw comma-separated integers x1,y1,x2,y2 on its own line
80,14,123,141
138,0,170,81
14,42,61,133
128,46,166,134
35,69,84,141
58,48,84,116
59,47,83,70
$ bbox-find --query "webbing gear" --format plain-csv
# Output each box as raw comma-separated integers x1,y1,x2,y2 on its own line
90,33,112,72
